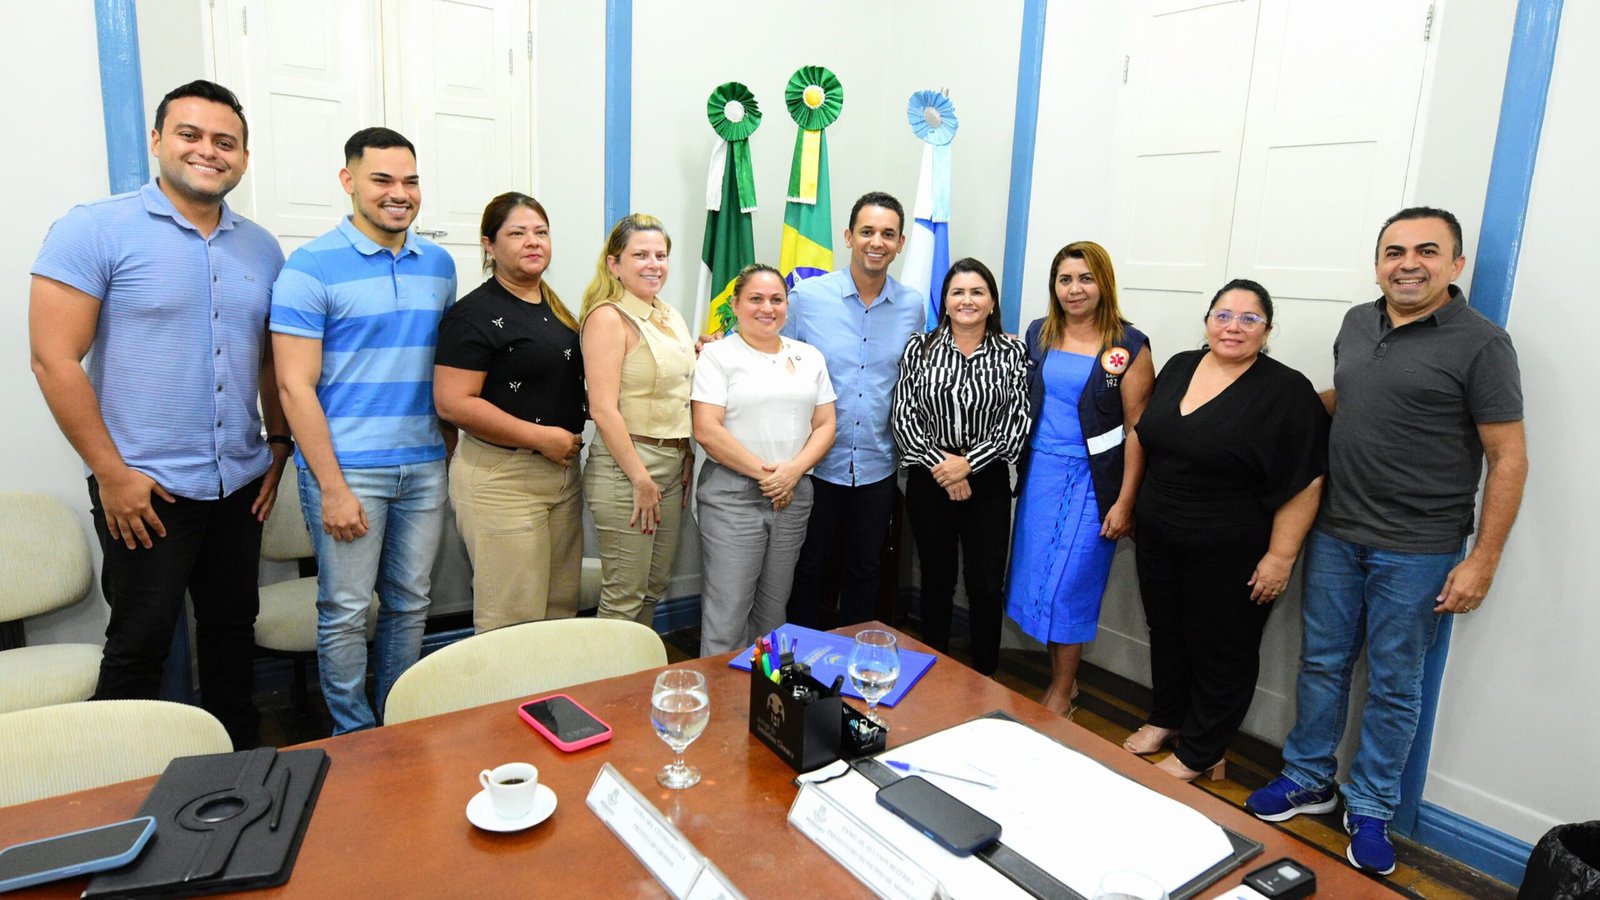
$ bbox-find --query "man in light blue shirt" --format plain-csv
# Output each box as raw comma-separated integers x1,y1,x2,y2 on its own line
271,127,456,734
30,80,288,749
782,192,925,627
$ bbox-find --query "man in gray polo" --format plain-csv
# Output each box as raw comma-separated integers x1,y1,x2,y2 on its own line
1247,207,1528,875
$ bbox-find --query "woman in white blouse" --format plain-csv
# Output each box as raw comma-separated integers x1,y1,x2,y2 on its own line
691,264,837,655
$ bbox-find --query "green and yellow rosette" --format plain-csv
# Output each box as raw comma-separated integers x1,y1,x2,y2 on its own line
707,81,760,212
785,66,843,203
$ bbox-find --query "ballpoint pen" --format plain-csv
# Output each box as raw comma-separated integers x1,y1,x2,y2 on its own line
883,759,998,789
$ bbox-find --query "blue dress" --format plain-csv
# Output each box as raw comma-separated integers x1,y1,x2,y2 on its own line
1005,351,1117,644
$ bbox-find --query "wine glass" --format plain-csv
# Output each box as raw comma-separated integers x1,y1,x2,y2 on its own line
1091,870,1168,900
650,669,710,789
848,629,900,725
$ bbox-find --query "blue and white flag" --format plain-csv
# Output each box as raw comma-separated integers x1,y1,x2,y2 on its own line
900,90,958,331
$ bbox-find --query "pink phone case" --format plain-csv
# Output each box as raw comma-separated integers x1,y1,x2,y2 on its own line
518,693,613,751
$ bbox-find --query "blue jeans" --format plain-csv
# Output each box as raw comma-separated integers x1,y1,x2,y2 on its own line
299,462,447,734
1280,528,1464,820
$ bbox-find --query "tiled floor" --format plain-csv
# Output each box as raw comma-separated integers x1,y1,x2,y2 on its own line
256,622,1517,899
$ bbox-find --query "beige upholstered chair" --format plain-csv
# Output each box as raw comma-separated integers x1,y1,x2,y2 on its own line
0,700,232,807
383,618,667,725
0,492,101,715
256,474,377,703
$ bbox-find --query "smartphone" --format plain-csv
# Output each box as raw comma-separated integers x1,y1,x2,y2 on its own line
0,816,156,893
518,693,613,751
875,776,1002,857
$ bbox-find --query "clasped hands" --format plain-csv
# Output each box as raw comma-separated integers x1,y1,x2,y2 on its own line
933,453,972,502
758,459,802,511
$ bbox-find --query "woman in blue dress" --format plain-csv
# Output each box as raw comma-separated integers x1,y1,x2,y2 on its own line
1006,241,1153,716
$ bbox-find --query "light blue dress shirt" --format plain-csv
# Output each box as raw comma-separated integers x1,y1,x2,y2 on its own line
782,268,925,486
32,178,285,500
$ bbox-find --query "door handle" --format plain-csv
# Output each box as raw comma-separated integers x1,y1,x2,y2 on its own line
414,227,448,238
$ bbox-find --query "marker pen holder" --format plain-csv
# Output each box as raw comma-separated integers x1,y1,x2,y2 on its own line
748,666,887,772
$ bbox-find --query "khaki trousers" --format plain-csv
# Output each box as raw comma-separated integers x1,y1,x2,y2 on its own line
582,435,686,626
451,434,583,633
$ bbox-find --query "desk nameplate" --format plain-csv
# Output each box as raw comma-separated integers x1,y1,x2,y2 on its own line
789,783,947,900
586,763,746,900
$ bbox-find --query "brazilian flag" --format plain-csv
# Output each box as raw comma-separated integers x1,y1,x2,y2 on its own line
779,66,844,288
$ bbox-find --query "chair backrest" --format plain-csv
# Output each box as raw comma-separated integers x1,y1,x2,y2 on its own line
383,618,668,725
0,491,94,623
0,700,233,807
261,472,314,561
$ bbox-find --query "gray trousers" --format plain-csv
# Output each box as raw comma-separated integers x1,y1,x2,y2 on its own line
696,460,814,656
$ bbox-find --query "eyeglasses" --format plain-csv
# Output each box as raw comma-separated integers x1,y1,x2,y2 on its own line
1206,309,1268,331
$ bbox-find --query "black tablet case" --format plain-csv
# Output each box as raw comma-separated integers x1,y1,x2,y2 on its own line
83,747,329,899
851,710,1263,900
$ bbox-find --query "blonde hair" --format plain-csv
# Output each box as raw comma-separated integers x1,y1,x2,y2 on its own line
1038,240,1129,352
579,213,672,324
479,191,577,333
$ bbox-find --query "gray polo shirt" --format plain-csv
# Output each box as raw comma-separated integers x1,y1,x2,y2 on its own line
1318,286,1522,552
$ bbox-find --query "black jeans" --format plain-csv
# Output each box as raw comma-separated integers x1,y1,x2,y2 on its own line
904,464,1011,676
787,474,898,629
89,475,264,749
1135,528,1276,770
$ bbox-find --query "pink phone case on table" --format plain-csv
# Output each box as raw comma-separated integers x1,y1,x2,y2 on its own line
518,693,613,751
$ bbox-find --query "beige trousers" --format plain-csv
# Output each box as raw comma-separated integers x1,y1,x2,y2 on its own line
582,435,686,626
450,434,583,633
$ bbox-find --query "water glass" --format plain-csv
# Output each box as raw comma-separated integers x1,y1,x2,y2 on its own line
651,669,710,789
847,629,900,724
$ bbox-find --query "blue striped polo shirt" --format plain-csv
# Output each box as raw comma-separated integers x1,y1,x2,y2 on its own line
31,178,285,501
269,217,456,469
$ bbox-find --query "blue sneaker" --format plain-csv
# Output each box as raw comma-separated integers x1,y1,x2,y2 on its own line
1344,811,1397,875
1246,776,1339,822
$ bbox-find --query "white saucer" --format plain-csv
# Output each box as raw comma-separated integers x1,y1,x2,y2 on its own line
466,783,557,832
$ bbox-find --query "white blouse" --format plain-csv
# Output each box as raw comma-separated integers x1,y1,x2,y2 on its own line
691,334,836,466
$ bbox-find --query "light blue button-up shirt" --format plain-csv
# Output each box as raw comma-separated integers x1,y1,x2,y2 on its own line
782,268,925,486
32,179,285,500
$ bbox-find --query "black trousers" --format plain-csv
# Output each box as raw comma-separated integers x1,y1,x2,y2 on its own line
904,464,1011,676
1135,528,1275,770
89,475,264,749
787,474,898,629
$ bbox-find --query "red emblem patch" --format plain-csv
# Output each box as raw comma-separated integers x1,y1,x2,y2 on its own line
1101,347,1130,375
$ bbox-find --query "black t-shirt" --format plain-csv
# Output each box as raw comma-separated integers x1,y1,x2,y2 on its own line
1134,349,1329,548
434,277,586,433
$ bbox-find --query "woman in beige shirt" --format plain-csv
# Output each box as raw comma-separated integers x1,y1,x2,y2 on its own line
579,214,694,625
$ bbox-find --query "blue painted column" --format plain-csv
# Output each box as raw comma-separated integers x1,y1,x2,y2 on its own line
999,0,1047,334
94,0,149,193
1394,0,1562,838
603,0,633,231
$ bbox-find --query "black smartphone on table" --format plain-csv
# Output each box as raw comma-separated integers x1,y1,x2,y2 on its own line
875,776,1002,857
0,816,156,893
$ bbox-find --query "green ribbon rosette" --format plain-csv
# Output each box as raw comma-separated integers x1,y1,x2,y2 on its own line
784,66,844,203
706,81,760,212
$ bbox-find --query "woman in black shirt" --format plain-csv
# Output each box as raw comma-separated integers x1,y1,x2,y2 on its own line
435,192,586,632
891,258,1030,676
1128,279,1328,781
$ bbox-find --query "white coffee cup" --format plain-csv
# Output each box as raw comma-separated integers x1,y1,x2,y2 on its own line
478,762,539,821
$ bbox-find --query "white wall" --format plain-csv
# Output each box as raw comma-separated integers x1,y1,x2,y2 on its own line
2,4,115,645
1423,1,1600,844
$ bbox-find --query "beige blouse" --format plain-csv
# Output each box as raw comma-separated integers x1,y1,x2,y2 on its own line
611,292,693,439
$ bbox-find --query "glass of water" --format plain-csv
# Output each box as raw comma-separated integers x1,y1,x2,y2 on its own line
1091,870,1168,900
651,669,710,789
848,629,900,725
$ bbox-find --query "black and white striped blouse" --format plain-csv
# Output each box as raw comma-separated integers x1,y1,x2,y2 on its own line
890,329,1031,474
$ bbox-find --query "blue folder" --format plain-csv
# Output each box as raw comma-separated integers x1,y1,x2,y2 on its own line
728,624,936,708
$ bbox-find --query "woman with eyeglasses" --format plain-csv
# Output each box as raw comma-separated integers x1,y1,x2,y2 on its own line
1127,278,1329,783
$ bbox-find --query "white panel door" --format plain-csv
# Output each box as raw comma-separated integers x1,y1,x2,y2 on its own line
1225,0,1434,386
214,0,383,254
383,0,534,296
1104,0,1263,364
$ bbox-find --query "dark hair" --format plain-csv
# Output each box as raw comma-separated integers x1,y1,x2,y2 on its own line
1207,278,1274,325
732,263,785,299
924,257,1002,350
154,80,248,148
848,191,905,233
1375,206,1463,260
344,127,416,165
478,192,577,333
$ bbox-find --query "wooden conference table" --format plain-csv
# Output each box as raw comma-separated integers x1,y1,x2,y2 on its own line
1,625,1390,898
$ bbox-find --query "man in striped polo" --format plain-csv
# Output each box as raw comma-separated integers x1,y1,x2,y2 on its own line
30,80,289,749
270,128,456,734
